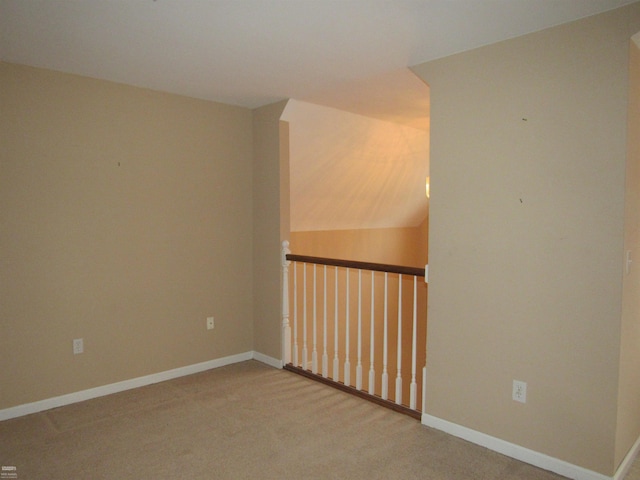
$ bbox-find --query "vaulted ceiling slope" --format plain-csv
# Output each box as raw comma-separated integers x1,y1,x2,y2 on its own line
0,0,635,112
283,100,429,232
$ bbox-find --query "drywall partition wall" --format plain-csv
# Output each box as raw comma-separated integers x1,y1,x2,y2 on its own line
252,101,289,361
412,3,640,476
616,33,640,469
0,63,254,410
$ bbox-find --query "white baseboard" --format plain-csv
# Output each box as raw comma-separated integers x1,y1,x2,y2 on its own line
613,434,640,480
422,413,614,480
251,351,282,369
0,351,255,421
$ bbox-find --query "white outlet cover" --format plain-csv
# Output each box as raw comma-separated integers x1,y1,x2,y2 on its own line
207,317,215,330
73,338,84,355
513,380,527,403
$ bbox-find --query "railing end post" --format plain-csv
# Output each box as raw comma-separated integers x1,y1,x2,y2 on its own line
281,240,292,365
282,240,291,267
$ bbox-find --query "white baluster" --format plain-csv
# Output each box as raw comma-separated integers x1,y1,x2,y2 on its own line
382,272,389,400
302,263,308,371
281,241,291,366
422,266,428,413
333,266,339,382
368,270,375,395
293,261,299,367
410,275,418,410
356,269,363,391
344,268,351,387
322,265,328,378
395,274,403,405
312,264,318,374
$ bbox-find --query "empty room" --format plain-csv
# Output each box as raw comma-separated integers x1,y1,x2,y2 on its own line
2,1,640,479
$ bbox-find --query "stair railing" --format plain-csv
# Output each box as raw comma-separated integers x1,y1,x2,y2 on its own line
281,241,428,416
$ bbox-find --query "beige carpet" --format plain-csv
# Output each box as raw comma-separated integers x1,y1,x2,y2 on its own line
627,456,640,480
1,360,572,479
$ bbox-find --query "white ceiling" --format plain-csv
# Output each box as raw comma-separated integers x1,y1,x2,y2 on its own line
0,0,634,113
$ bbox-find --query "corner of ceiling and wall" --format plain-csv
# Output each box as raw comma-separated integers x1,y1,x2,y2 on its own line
280,68,431,236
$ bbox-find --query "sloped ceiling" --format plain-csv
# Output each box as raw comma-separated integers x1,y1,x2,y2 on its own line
283,100,429,232
303,67,430,132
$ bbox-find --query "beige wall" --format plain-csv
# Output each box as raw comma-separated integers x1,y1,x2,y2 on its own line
251,101,289,359
0,63,254,409
616,34,640,467
412,4,640,475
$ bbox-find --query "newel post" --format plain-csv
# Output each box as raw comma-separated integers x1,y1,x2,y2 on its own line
281,241,292,366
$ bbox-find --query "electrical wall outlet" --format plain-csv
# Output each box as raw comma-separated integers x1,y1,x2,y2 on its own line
207,317,215,330
512,380,527,403
73,338,84,355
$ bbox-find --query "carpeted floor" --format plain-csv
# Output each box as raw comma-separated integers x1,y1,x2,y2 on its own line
627,457,640,480
0,360,604,479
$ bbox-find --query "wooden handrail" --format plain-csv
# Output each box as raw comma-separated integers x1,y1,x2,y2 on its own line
286,254,424,277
